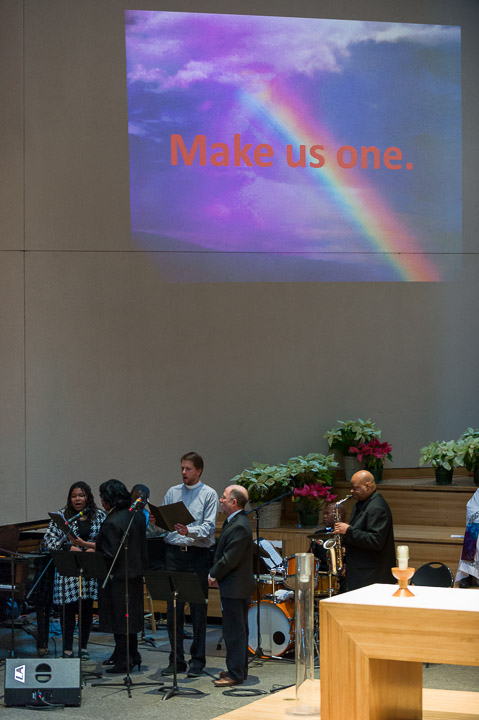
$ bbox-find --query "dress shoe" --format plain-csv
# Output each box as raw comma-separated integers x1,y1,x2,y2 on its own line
102,657,116,666
219,670,247,680
186,666,203,678
105,665,127,675
161,662,187,675
105,662,137,674
458,576,472,588
214,676,243,687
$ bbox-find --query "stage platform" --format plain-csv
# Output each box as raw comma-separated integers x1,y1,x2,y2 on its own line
212,681,479,720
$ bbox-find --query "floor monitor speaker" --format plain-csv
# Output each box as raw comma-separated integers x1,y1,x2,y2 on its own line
4,658,82,706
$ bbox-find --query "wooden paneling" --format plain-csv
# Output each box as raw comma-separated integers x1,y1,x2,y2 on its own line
331,479,475,527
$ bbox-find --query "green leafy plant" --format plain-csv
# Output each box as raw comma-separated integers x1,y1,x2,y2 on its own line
458,428,479,471
324,418,382,456
232,462,290,504
418,440,464,471
285,452,338,487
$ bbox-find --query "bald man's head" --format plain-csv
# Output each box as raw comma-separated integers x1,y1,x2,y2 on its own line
220,484,249,517
350,470,376,502
228,485,249,507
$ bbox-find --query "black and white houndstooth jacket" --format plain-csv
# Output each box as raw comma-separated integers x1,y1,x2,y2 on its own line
43,508,106,605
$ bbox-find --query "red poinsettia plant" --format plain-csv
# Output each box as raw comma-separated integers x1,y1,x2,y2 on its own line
292,483,337,513
349,439,392,470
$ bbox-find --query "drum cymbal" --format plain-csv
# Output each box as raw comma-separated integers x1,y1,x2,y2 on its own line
307,531,334,540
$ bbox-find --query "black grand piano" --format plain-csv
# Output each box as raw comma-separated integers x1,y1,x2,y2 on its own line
0,519,53,653
0,519,51,601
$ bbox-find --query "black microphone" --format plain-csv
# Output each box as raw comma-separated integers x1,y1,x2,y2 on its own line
65,507,91,525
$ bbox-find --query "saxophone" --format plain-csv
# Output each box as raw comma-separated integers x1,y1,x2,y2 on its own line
322,495,352,575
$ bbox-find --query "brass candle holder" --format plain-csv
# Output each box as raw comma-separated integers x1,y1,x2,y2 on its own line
391,566,415,597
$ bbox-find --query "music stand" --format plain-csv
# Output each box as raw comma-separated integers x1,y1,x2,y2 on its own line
49,550,105,680
144,570,206,700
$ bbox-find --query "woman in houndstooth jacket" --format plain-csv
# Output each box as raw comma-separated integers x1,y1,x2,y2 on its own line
43,481,105,658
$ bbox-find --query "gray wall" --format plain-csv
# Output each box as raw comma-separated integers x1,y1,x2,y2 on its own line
1,0,478,524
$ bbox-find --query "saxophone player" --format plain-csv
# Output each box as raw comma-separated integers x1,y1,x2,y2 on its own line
334,470,396,591
310,502,348,593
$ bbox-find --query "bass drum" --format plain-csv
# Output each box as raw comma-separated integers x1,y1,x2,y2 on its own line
247,600,295,657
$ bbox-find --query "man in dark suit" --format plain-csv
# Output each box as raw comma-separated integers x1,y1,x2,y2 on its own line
208,485,256,687
334,470,396,591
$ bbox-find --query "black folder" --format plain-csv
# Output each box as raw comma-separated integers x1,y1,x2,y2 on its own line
147,501,195,533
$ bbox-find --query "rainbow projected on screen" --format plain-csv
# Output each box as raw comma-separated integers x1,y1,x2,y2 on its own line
241,81,440,281
125,11,461,282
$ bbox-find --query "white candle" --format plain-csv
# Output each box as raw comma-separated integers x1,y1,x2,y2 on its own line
300,564,311,583
397,545,409,570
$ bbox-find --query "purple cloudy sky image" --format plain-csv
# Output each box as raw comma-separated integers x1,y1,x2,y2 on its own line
124,11,461,281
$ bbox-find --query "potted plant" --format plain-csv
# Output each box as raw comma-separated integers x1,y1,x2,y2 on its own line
284,452,338,527
418,440,464,485
232,462,290,527
285,452,338,487
324,418,382,480
292,483,337,528
458,428,479,486
349,439,392,484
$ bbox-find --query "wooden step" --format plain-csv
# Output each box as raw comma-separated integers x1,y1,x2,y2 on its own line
210,681,479,720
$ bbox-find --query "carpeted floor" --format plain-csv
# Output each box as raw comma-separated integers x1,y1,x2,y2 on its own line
1,615,478,719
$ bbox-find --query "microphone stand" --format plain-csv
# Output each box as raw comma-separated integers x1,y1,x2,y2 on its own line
246,490,293,660
92,504,163,698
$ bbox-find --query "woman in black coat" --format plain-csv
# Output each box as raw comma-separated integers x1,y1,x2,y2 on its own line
95,479,148,673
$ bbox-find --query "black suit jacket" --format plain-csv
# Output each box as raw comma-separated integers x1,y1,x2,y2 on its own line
209,511,256,599
342,490,396,591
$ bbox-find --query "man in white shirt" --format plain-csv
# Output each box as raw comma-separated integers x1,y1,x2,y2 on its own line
161,452,219,678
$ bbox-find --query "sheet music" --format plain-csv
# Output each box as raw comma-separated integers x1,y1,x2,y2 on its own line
48,511,77,539
256,538,283,570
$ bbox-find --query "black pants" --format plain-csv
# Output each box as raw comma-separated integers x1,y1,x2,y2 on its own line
112,633,140,666
60,599,94,652
35,604,52,650
164,545,210,670
221,597,250,682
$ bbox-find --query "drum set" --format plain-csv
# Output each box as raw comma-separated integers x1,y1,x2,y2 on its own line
247,549,339,657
